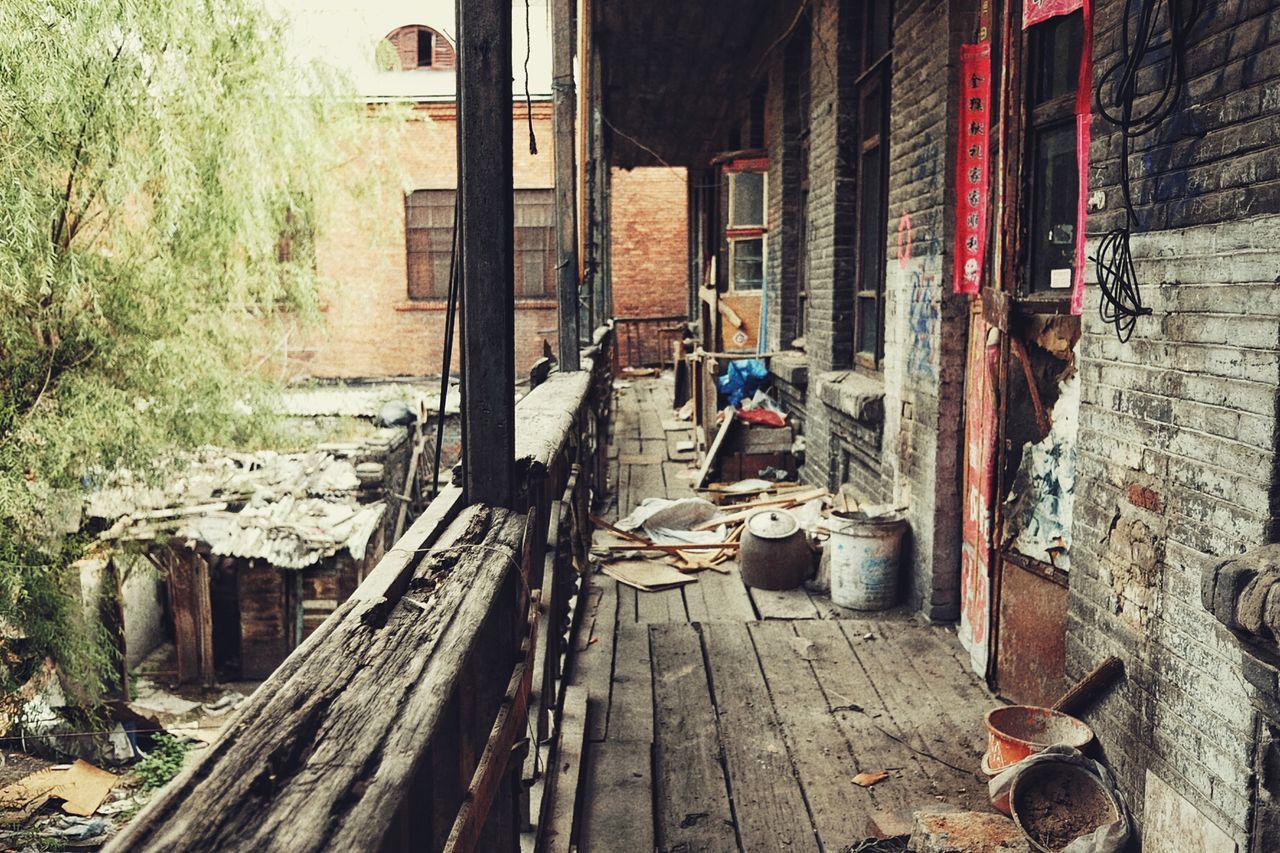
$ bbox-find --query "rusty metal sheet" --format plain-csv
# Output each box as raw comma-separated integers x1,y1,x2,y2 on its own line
994,557,1068,707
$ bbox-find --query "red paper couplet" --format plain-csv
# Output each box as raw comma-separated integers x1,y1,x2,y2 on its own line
953,43,992,296
1023,0,1083,28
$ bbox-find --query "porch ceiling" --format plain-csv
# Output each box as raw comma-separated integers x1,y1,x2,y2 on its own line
595,0,802,169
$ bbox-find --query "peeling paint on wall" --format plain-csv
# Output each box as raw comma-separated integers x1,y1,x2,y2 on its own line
1002,370,1080,570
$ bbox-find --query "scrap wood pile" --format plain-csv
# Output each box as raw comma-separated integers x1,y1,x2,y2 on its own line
589,479,832,592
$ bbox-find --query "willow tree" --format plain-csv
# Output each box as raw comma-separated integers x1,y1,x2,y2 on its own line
0,0,361,695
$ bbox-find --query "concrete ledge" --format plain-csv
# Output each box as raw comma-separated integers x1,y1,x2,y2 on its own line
817,369,885,423
769,350,809,388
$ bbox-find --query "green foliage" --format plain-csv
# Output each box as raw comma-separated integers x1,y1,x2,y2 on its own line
132,734,191,793
0,0,364,698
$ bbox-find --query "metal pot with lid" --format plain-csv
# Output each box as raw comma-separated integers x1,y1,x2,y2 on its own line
739,508,811,590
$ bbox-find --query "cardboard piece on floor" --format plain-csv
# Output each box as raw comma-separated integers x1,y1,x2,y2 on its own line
602,560,698,592
662,420,692,432
0,759,118,817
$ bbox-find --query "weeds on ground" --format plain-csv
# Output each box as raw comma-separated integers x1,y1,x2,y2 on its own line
132,735,190,794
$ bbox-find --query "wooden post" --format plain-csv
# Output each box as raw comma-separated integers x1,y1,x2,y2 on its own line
458,0,516,509
552,0,581,370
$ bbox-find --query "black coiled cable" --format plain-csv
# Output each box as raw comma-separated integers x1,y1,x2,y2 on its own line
1091,0,1203,342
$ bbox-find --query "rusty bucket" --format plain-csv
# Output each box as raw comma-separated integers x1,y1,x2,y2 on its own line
983,705,1094,772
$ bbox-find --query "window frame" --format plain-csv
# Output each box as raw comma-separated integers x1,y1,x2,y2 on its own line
404,189,456,301
723,159,769,293
851,0,893,369
416,29,434,68
513,188,557,299
1002,8,1086,307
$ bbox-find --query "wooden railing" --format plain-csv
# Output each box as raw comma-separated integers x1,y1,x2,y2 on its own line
108,327,615,853
614,313,687,369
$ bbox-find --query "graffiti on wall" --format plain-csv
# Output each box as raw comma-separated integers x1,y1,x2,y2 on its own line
906,270,939,380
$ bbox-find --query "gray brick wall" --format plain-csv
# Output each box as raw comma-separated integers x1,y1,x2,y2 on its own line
1069,218,1280,847
875,0,969,618
1066,0,1280,843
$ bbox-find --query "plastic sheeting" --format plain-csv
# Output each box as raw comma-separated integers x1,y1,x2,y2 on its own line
716,358,769,407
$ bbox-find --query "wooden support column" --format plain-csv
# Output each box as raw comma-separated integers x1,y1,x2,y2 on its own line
553,0,581,370
458,0,516,509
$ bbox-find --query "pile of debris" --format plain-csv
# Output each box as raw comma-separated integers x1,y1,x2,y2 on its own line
87,446,390,570
590,481,832,592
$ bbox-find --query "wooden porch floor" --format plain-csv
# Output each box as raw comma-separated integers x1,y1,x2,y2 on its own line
562,376,997,852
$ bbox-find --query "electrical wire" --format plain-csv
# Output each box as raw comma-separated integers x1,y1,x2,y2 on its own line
1091,0,1204,342
523,0,538,155
430,190,462,497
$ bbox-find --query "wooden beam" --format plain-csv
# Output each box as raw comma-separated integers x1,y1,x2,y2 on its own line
459,0,516,508
553,0,581,370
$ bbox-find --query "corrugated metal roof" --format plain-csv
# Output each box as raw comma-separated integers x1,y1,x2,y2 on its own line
279,381,460,419
90,448,388,569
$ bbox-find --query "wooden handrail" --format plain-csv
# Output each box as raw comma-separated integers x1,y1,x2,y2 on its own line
107,327,616,853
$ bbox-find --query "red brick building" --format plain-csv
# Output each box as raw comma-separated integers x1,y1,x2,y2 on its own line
279,4,562,379
610,167,689,319
299,100,559,379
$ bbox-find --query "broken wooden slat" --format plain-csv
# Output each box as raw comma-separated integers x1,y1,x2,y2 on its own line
445,598,539,852
694,408,735,489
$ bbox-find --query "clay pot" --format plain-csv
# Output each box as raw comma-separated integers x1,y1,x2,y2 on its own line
739,509,810,590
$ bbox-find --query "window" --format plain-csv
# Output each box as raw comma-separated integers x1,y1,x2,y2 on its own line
729,238,765,291
514,189,556,298
416,29,433,67
382,26,456,71
852,0,892,366
406,190,455,300
405,188,555,300
791,25,812,341
725,167,767,291
1024,12,1084,294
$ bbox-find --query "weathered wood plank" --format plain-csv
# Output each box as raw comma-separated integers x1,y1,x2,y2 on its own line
636,585,688,624
749,621,877,849
750,586,821,620
569,575,618,743
795,620,931,837
607,619,653,742
661,461,696,499
579,739,655,853
542,686,587,853
459,0,515,508
846,620,987,808
701,622,820,852
650,623,738,853
683,569,756,623
108,505,527,852
551,0,579,371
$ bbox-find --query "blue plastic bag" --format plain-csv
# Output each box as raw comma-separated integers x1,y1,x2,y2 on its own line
716,358,769,408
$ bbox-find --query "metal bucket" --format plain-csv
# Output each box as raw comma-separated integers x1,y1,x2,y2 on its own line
828,513,908,610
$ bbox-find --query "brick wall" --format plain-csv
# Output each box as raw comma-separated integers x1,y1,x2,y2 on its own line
754,0,968,617
876,0,969,619
790,0,850,492
610,166,689,319
295,101,557,379
1066,0,1280,844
